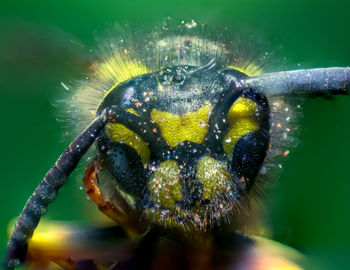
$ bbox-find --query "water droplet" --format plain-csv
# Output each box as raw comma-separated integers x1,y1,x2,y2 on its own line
259,166,267,174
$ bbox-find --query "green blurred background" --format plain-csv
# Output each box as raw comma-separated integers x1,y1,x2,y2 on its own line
1,0,350,269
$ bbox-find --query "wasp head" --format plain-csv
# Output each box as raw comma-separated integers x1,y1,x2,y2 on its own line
96,65,270,230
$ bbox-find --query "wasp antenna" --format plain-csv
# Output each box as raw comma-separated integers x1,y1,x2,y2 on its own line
4,106,144,269
242,67,350,94
4,110,109,269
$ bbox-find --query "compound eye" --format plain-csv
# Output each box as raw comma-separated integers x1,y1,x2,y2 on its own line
98,109,151,198
100,141,147,198
224,91,270,190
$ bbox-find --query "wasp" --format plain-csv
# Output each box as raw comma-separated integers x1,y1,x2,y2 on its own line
4,22,350,269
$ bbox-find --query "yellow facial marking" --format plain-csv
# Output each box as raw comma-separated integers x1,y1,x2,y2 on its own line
105,108,150,164
151,105,212,148
223,97,259,160
148,160,182,209
196,156,232,201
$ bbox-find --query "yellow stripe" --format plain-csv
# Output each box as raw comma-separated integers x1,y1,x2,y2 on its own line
223,97,259,160
105,108,150,164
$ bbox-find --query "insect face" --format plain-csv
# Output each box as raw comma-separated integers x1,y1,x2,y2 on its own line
5,25,350,269
96,65,270,229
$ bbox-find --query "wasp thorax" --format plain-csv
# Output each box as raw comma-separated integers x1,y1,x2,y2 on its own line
96,66,270,230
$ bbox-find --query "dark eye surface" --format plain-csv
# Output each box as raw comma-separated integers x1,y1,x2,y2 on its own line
98,135,147,198
228,90,270,191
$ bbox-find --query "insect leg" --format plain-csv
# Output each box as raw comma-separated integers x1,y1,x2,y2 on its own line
83,159,147,238
242,67,350,94
4,106,136,269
